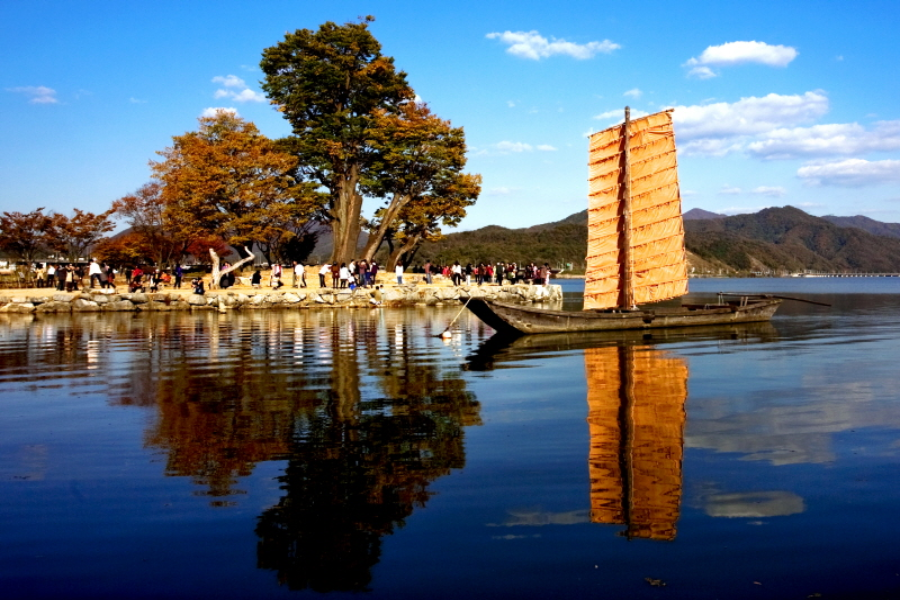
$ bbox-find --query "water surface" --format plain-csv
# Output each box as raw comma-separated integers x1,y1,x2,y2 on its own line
2,279,900,599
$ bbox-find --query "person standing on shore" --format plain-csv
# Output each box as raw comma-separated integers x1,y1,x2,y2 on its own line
56,264,67,291
174,264,183,289
330,262,340,288
358,259,369,287
451,261,462,286
424,260,433,284
395,262,404,285
88,259,102,288
318,263,330,288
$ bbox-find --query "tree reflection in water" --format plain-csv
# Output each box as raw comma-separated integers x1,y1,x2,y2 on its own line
93,310,480,591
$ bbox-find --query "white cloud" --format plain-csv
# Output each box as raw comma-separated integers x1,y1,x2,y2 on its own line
7,85,58,104
685,41,798,78
680,138,743,157
687,65,717,79
507,100,516,108
211,74,266,103
675,92,828,140
752,186,787,197
129,97,147,104
748,120,900,160
486,30,620,60
212,74,246,88
672,91,829,156
200,107,239,118
536,144,557,151
719,185,743,195
623,88,642,99
797,159,900,187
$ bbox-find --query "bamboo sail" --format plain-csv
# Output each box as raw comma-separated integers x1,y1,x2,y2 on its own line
585,108,688,310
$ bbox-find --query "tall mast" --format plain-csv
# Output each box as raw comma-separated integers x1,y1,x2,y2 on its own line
618,107,635,309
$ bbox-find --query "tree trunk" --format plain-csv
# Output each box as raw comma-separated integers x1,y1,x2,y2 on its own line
330,167,363,265
387,235,421,271
361,192,410,262
209,246,255,289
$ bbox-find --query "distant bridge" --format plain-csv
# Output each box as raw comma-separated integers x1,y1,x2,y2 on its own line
772,272,900,278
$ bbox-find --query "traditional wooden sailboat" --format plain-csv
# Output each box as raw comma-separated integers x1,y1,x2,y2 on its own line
465,107,781,335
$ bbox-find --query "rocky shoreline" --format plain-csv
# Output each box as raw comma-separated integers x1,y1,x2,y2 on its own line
0,283,563,315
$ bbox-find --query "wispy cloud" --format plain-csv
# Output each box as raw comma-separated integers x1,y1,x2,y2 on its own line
486,30,619,60
685,41,798,78
752,186,787,197
7,85,58,104
593,108,649,122
623,88,642,99
486,186,519,196
798,159,900,187
477,140,559,156
718,185,743,195
211,75,265,103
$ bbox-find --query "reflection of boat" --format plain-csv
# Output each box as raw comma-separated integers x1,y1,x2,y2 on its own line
586,345,686,540
466,330,700,541
464,321,778,371
465,108,781,335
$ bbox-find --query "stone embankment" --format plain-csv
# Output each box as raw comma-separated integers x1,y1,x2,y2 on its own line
0,283,562,315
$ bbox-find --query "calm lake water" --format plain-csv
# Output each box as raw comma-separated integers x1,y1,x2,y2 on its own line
2,278,900,599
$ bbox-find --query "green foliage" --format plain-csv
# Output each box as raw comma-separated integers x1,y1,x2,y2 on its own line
260,17,413,263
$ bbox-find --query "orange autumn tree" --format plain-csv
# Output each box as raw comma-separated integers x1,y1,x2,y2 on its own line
50,208,115,262
151,111,322,282
0,208,56,264
111,181,188,268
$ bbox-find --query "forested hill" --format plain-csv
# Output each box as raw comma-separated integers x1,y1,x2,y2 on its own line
416,205,900,273
685,206,900,272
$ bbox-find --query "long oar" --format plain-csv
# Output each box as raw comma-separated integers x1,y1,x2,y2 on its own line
439,296,473,338
717,292,832,307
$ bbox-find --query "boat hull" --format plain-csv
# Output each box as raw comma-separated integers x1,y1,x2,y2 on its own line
465,298,782,335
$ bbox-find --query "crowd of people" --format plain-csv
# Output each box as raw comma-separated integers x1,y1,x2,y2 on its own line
23,259,190,293
420,260,553,286
19,257,554,293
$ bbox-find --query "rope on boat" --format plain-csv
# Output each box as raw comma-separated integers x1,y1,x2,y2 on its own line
439,296,474,337
717,292,831,307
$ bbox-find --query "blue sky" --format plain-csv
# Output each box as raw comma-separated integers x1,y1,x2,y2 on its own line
3,0,899,231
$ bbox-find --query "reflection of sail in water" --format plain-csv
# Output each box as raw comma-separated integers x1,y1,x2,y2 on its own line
585,345,687,541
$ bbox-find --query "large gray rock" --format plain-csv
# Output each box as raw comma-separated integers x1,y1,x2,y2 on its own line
1,302,35,313
129,293,149,304
185,294,207,306
36,301,72,313
52,294,73,303
72,298,100,312
104,300,136,311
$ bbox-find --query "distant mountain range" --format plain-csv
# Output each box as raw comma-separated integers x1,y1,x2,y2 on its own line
411,205,900,273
